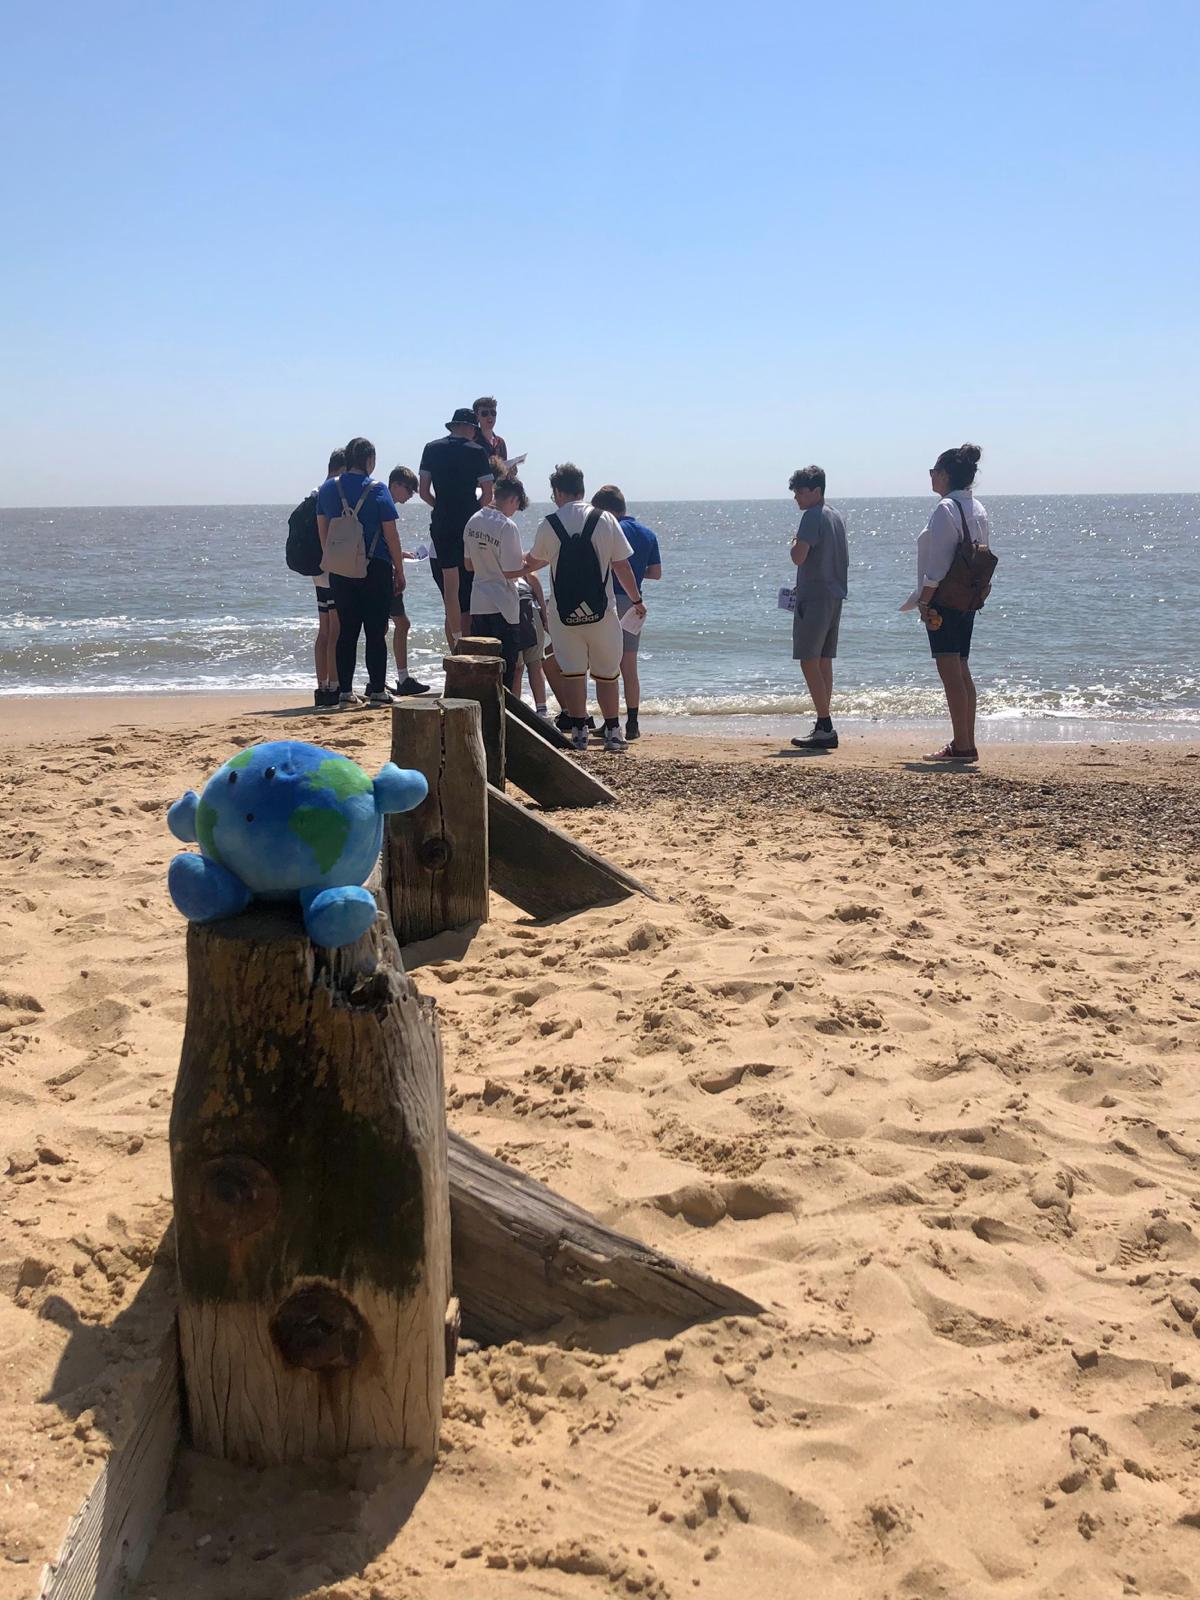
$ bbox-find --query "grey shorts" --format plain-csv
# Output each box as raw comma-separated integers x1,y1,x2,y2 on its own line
615,591,641,654
792,593,843,660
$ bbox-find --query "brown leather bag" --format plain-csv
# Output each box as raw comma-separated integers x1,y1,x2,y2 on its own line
934,500,998,612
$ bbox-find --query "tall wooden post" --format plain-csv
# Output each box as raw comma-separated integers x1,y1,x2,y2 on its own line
169,902,450,1466
386,698,489,945
443,653,505,787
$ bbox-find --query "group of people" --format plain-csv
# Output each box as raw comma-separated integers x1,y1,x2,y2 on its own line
298,406,992,764
785,443,991,763
301,397,663,754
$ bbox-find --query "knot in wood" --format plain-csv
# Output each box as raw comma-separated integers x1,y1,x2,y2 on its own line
417,835,452,870
270,1284,367,1371
192,1154,279,1240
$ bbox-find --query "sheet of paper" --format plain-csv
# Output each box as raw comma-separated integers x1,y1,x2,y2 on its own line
620,604,646,636
777,586,796,613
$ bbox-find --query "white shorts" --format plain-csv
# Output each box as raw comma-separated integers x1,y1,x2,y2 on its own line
547,609,623,680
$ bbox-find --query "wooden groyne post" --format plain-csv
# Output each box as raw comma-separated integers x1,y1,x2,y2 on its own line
169,902,451,1466
386,697,489,946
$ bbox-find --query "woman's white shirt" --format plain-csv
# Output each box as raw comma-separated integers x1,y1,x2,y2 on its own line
901,490,990,611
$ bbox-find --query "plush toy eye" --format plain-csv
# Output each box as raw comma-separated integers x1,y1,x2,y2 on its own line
245,813,254,823
228,772,238,785
264,766,276,780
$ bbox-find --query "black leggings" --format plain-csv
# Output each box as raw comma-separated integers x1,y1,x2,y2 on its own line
330,560,393,694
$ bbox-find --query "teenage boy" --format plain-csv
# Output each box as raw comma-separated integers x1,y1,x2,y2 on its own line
525,463,646,754
473,395,507,464
310,448,346,707
419,409,494,647
386,466,430,696
464,477,528,690
788,465,849,750
590,485,662,742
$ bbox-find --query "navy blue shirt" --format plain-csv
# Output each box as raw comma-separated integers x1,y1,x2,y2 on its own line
615,515,662,597
316,473,401,566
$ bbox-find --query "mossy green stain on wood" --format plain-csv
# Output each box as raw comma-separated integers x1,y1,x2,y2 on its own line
288,805,350,873
309,757,372,802
196,797,221,862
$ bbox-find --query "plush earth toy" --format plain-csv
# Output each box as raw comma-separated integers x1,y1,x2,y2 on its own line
167,740,427,948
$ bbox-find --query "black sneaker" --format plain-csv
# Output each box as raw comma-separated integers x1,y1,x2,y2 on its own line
393,675,430,696
791,724,838,750
625,718,641,742
555,711,572,733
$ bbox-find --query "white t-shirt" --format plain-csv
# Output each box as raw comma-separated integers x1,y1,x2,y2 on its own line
901,490,991,610
464,506,523,623
529,502,634,609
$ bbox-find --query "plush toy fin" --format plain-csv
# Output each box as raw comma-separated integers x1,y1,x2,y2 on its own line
168,853,252,923
373,763,429,816
299,884,377,949
168,791,201,843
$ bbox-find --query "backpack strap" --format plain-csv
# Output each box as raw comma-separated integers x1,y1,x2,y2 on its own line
952,497,973,546
580,508,602,544
546,512,567,543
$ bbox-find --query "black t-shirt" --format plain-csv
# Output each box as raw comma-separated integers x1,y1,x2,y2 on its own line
419,436,494,557
474,428,508,462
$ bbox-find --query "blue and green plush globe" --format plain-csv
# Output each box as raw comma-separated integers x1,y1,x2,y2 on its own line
167,740,427,947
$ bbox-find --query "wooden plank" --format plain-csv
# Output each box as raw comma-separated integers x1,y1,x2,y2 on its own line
487,784,654,918
171,903,451,1465
38,1326,180,1600
448,1133,761,1344
505,709,617,809
505,687,572,750
443,654,505,788
387,698,489,944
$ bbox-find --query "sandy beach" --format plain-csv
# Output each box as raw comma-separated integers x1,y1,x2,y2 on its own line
2,696,1199,1600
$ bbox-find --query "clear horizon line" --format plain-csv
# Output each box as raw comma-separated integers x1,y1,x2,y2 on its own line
3,489,1200,513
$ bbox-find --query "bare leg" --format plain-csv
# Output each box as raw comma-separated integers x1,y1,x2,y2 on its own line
511,660,525,698
800,657,832,719
595,677,621,721
620,650,641,715
560,674,587,718
392,614,410,677
543,652,567,710
528,659,548,707
935,656,973,750
441,566,463,650
962,660,977,749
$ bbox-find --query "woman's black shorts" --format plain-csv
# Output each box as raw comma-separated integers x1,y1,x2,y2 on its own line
927,604,976,658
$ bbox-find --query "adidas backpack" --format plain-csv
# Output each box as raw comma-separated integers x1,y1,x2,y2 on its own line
285,489,324,576
547,508,608,626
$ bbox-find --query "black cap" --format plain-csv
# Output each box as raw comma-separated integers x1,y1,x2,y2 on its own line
446,408,477,429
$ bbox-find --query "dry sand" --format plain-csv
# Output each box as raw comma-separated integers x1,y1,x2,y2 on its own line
1,697,1199,1600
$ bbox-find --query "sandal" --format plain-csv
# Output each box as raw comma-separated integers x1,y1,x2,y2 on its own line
922,743,978,762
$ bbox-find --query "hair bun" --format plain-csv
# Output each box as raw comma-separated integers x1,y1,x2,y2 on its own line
960,443,982,466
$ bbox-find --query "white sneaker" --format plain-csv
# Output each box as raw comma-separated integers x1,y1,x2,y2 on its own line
603,725,627,753
338,692,367,710
570,725,589,752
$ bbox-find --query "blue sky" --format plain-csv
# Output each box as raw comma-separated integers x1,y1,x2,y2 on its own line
1,0,1197,505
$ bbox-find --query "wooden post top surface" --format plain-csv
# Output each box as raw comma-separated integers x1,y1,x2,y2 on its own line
453,635,503,657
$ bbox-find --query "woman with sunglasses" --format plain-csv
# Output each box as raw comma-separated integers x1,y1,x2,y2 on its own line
902,442,990,762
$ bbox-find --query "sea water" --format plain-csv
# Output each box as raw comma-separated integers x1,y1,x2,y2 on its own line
3,496,1198,736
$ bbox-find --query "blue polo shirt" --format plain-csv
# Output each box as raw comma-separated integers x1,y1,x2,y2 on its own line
615,515,661,598
316,473,401,566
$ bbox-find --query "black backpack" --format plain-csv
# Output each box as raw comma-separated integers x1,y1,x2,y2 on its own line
285,489,324,576
547,509,608,626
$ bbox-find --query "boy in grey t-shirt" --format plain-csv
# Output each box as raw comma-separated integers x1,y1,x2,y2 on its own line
788,465,849,750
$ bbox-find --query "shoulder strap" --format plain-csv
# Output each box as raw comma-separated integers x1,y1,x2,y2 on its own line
581,508,602,543
546,512,567,543
953,498,972,545
353,476,374,515
336,476,353,516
